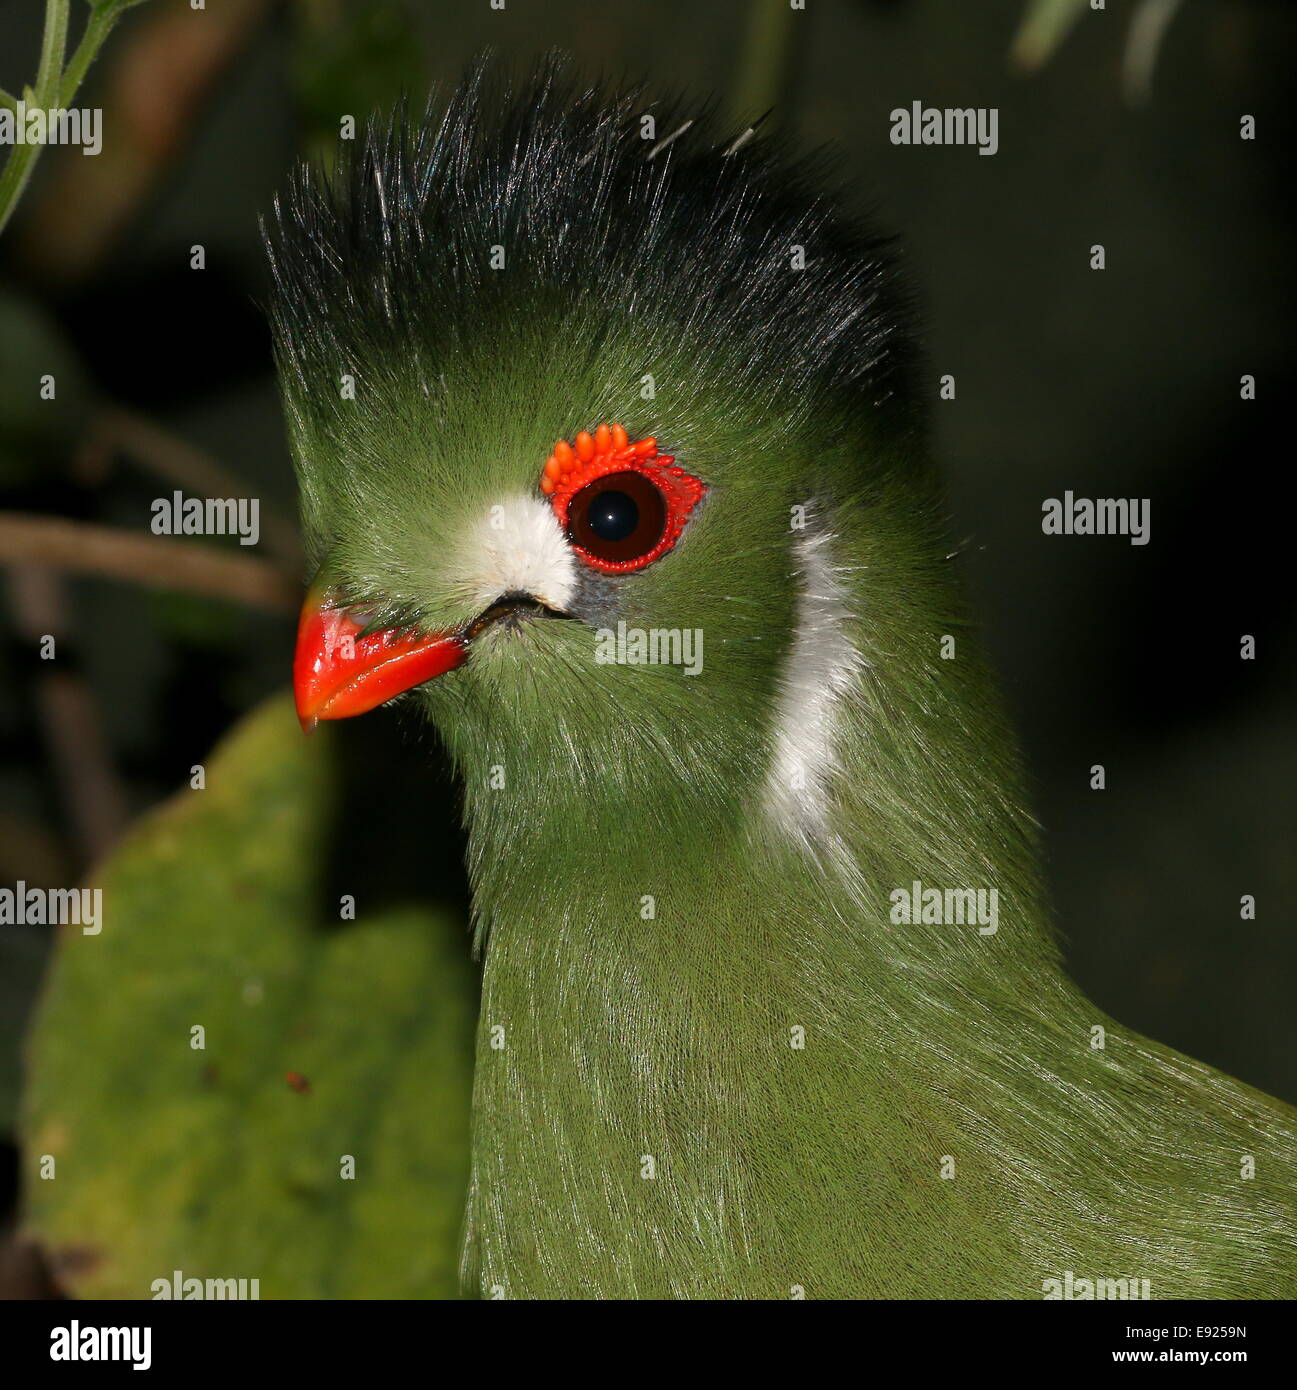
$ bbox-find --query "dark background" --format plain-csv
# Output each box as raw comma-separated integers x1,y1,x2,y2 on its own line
1,0,1293,1272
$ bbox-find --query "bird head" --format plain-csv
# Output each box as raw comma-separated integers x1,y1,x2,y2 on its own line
266,58,925,856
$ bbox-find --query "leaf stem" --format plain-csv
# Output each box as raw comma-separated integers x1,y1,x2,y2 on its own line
59,8,116,108
0,0,127,238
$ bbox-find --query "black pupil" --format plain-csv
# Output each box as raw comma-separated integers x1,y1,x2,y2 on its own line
567,470,668,565
587,490,639,542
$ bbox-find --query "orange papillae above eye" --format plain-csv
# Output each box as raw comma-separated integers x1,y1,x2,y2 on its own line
540,422,706,574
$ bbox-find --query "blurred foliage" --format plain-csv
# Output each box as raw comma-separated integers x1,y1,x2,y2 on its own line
1011,0,1187,103
1010,0,1090,71
21,696,475,1298
0,290,91,485
291,0,425,163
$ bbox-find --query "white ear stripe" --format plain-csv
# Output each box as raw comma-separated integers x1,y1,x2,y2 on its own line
763,531,862,843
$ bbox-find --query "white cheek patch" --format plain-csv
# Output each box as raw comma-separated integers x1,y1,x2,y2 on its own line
452,494,578,613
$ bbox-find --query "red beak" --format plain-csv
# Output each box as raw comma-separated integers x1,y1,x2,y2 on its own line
293,583,466,731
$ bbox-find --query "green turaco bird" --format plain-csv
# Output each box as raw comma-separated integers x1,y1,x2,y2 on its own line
265,60,1297,1299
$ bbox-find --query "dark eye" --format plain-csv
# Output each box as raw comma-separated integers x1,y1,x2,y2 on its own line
567,471,667,567
541,424,706,574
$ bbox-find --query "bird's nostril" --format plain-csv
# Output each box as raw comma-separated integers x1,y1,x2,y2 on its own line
465,594,571,641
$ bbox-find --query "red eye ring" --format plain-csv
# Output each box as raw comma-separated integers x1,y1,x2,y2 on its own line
540,422,706,574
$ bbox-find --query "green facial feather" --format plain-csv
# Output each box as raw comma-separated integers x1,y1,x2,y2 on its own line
266,58,1297,1298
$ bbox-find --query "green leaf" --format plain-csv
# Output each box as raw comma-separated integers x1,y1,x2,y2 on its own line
20,694,475,1298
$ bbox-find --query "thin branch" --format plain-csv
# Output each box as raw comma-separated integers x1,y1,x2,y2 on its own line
90,405,303,564
0,513,299,614
7,565,130,862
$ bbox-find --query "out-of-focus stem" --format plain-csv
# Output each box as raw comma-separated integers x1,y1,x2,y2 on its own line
0,0,70,236
0,513,299,614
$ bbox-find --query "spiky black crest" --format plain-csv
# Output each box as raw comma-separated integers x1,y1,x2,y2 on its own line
263,53,918,441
